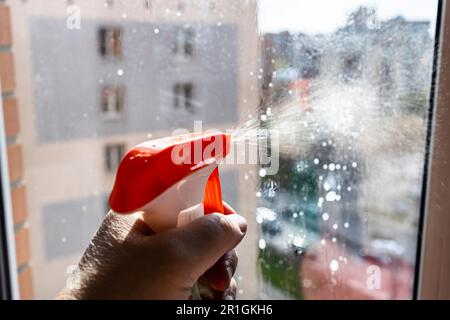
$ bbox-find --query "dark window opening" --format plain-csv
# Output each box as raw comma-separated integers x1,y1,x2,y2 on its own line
98,27,122,58
173,83,194,112
342,54,362,82
105,144,125,172
173,27,194,57
101,85,124,117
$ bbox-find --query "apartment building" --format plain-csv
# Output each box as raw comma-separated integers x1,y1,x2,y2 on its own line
7,0,259,298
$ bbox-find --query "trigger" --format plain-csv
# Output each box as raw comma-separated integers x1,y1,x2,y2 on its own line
203,167,225,214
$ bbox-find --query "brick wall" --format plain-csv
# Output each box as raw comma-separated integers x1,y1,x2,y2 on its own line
0,1,33,299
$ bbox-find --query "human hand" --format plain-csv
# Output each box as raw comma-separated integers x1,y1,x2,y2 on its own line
58,203,247,300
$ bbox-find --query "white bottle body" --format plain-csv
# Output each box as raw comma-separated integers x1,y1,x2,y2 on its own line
139,164,217,232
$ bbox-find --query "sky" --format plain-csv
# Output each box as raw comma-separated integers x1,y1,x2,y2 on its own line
258,0,439,34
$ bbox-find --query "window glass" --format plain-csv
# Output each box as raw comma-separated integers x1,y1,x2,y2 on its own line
257,0,439,299
7,0,439,299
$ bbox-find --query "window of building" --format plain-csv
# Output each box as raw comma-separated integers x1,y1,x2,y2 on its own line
104,144,125,173
101,85,124,118
98,27,122,58
173,27,194,57
173,83,194,112
342,54,362,82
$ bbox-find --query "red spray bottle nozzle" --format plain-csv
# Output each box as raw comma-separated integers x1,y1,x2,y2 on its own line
109,131,231,215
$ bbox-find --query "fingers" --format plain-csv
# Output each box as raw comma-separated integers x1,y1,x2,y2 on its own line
202,250,238,291
154,213,247,283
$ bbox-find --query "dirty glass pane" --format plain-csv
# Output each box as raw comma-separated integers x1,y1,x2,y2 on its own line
8,0,439,299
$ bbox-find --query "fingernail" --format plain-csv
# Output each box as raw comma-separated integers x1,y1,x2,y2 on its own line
227,214,247,233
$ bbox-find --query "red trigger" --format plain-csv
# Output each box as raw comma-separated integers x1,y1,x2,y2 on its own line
203,167,226,214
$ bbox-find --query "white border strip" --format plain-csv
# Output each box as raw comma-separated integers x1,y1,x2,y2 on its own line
0,81,20,299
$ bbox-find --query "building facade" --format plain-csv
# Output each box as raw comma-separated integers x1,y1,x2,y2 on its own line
7,0,259,299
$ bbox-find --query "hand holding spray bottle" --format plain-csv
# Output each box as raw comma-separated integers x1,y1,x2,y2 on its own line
108,131,231,299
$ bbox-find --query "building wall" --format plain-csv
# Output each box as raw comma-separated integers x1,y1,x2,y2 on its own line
30,18,239,142
8,0,259,299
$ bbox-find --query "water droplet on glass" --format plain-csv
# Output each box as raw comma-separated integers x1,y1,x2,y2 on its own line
328,163,336,171
330,259,339,272
154,28,160,34
293,236,304,248
332,223,338,230
260,114,267,121
344,222,350,228
259,238,267,250
352,162,358,168
326,191,337,202
259,168,267,177
117,69,124,76
323,182,331,191
256,191,262,198
322,213,329,221
313,158,320,165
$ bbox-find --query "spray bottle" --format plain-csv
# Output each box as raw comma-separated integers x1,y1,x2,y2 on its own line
108,131,231,298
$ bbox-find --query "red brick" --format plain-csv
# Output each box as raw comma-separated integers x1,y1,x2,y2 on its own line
11,185,27,225
18,267,33,300
0,4,12,46
7,144,23,182
0,52,15,92
3,97,20,137
15,226,30,267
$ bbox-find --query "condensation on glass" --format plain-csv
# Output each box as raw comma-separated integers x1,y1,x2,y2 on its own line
8,0,439,299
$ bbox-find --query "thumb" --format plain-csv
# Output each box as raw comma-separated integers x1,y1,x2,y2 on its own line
164,213,247,282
